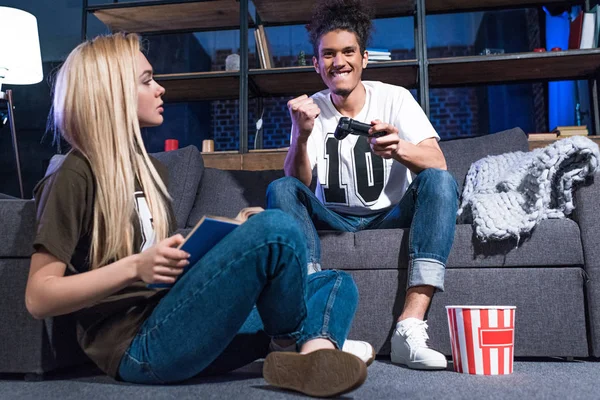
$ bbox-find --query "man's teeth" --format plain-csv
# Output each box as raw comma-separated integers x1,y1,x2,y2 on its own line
333,72,350,77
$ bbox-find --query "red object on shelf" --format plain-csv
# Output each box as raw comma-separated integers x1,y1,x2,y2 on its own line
164,139,179,151
533,48,546,52
551,47,562,52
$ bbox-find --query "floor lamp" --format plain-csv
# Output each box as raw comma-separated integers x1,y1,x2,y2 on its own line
0,7,43,199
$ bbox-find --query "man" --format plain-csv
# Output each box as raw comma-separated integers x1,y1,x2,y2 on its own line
266,0,458,370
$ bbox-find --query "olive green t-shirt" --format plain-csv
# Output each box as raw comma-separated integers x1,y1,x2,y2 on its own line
32,150,176,379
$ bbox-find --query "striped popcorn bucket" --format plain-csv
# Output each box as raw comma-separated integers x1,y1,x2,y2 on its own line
446,306,516,375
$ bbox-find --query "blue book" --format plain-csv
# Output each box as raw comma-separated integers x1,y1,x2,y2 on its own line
149,207,263,288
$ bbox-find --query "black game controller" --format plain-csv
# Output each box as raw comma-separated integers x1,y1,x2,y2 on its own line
334,117,387,140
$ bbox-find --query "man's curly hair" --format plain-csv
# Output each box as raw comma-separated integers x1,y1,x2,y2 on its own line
307,0,373,57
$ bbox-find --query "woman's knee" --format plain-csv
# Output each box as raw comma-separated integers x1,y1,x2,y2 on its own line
338,271,359,303
311,270,359,306
249,209,305,248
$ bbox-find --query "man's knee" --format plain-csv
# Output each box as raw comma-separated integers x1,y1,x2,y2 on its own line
266,177,311,210
417,169,458,201
267,176,302,201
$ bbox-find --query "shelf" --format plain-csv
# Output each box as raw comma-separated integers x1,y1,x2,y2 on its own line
528,136,600,150
156,71,240,102
249,66,326,97
363,60,419,88
155,50,600,100
249,60,418,97
252,0,414,25
90,0,248,34
202,149,288,170
429,49,600,87
426,0,581,14
252,0,580,23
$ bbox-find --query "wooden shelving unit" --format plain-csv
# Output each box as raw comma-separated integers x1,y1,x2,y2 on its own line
201,149,288,170
252,0,414,25
86,0,600,168
156,71,240,102
429,49,600,87
528,136,600,150
251,0,582,22
249,60,418,98
90,0,249,34
426,0,581,14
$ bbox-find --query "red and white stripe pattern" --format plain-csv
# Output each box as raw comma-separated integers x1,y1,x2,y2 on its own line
447,306,516,375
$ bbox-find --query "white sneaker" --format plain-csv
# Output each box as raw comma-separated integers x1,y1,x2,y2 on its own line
390,318,447,370
343,339,376,366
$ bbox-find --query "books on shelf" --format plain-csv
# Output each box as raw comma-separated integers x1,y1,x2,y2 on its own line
568,9,597,50
254,24,273,69
367,48,391,63
259,24,273,68
569,10,584,50
367,48,391,56
254,29,267,68
368,58,391,63
580,10,596,49
551,126,589,136
528,133,557,140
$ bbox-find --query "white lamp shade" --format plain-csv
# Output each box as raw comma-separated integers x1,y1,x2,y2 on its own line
0,7,43,85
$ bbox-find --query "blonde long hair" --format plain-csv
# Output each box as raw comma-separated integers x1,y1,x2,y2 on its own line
52,33,172,269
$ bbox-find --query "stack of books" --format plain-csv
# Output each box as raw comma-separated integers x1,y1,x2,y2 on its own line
527,132,559,150
552,125,589,137
367,48,391,63
528,132,557,141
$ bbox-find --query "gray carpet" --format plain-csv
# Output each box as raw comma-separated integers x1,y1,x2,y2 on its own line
0,358,597,399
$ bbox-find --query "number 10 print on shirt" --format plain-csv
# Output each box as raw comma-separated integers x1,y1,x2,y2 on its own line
322,134,385,206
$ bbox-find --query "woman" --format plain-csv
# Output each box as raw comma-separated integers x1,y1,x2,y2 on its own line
25,33,366,398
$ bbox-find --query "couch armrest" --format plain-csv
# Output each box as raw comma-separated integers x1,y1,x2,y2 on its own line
572,172,600,264
572,172,600,355
0,199,36,257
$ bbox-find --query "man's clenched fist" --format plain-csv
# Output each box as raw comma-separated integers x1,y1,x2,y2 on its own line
288,94,321,141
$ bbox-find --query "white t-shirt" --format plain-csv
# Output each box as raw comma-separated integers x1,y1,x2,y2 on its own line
297,81,439,216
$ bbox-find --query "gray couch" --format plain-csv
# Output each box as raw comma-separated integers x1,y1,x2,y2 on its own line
1,127,598,378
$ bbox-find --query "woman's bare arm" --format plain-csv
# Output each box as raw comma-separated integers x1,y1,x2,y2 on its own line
25,235,189,319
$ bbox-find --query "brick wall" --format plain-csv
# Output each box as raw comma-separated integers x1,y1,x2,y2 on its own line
426,46,479,138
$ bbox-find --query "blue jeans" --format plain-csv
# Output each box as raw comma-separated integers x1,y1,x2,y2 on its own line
266,169,459,291
118,210,359,384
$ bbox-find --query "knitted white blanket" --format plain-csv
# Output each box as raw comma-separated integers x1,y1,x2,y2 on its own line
457,136,599,242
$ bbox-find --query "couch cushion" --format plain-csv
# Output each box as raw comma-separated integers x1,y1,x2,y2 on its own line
0,200,36,257
320,219,583,270
151,145,204,229
440,127,529,193
187,168,285,225
45,146,203,230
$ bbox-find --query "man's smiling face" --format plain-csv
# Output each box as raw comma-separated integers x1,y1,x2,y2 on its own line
313,29,368,98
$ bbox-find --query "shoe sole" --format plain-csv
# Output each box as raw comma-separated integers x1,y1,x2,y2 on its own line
390,354,447,370
263,349,367,398
366,345,376,367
